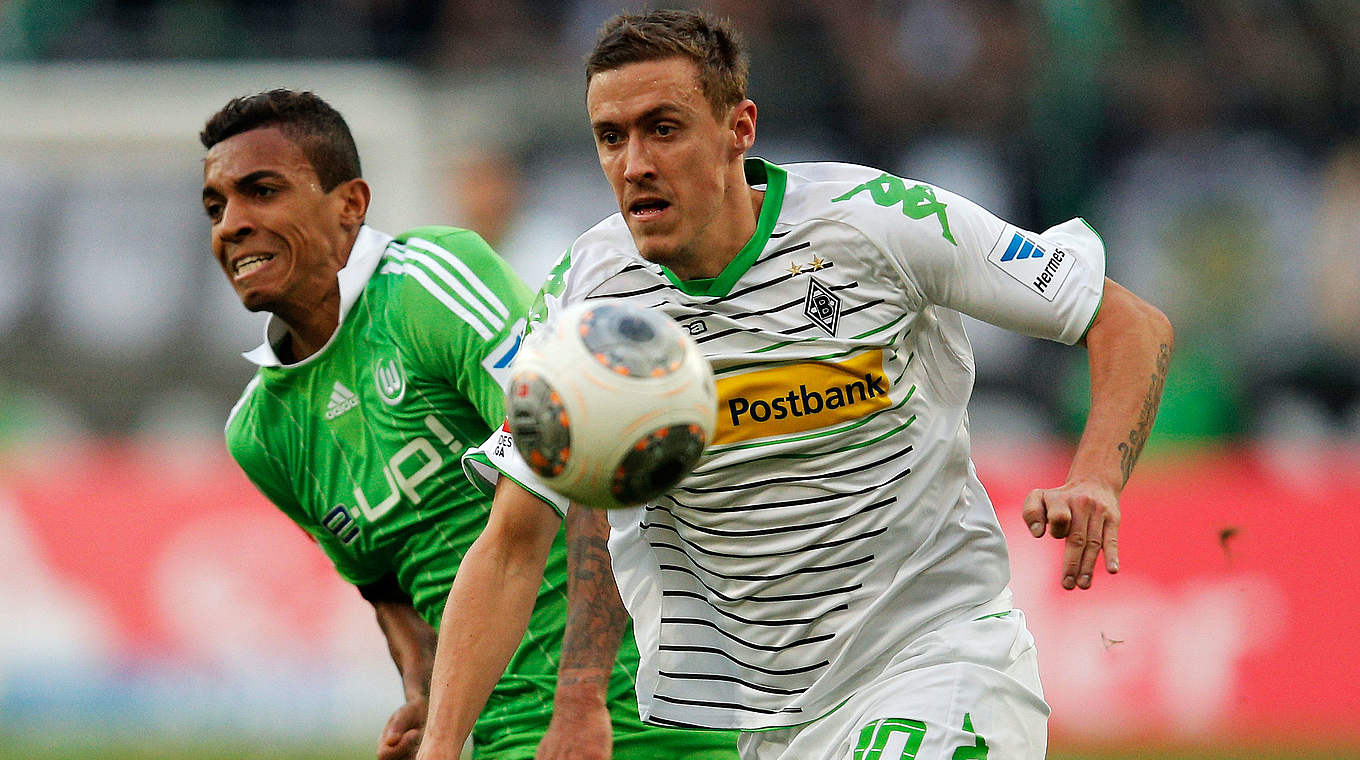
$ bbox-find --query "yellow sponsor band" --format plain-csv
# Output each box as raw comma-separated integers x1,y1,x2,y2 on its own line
713,350,890,445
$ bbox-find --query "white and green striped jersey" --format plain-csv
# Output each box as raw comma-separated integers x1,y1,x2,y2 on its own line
467,159,1105,731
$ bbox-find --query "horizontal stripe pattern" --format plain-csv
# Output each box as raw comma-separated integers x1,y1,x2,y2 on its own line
577,220,929,725
564,168,1024,729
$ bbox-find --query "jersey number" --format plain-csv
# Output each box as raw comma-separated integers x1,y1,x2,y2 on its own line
852,714,988,760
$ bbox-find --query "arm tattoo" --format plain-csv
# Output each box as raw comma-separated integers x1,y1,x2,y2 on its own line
1117,343,1171,485
559,519,626,682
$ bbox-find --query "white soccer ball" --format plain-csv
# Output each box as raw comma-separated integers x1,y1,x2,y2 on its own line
505,299,717,509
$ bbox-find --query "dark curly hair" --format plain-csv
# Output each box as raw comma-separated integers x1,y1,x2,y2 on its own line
200,89,361,191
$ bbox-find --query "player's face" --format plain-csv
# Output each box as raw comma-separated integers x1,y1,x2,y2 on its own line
201,127,355,315
588,57,753,272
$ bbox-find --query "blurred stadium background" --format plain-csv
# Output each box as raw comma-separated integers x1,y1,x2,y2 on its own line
1,1,1357,758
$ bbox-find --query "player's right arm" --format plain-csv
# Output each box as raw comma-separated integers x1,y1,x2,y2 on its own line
416,475,563,760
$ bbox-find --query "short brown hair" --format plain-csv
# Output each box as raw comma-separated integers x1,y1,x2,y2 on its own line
200,89,361,192
586,9,749,116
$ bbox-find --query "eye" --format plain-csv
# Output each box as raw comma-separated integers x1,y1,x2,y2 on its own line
253,185,278,198
203,201,223,222
655,124,675,137
598,131,621,146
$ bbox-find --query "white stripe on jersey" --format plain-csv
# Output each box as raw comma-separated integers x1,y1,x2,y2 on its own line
380,261,496,340
387,243,507,333
225,374,263,431
403,237,512,321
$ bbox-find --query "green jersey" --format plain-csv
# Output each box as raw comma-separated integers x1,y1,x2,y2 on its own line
225,226,733,758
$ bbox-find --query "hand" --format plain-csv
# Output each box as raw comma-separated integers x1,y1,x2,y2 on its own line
534,697,612,760
1022,480,1121,590
378,696,427,760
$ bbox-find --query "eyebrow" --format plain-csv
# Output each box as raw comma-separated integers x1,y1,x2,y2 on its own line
592,104,688,132
203,169,284,201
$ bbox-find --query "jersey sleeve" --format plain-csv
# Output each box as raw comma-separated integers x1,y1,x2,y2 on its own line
225,385,388,586
385,227,534,427
831,173,1105,344
459,245,583,518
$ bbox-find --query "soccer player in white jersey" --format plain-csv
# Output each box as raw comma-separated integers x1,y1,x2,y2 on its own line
416,10,1173,760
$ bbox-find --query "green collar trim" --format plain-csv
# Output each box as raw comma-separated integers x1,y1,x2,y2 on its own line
661,158,786,298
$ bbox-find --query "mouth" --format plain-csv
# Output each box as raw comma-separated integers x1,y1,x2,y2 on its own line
231,253,275,279
628,197,671,222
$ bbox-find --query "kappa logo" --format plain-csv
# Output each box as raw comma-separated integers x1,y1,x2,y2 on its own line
375,356,406,406
805,276,841,335
325,381,359,420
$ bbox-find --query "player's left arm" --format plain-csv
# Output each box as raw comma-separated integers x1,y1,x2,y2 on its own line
1021,277,1173,590
534,504,626,760
369,594,439,760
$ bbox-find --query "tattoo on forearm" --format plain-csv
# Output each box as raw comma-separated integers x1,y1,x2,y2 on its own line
1118,343,1171,485
561,529,626,676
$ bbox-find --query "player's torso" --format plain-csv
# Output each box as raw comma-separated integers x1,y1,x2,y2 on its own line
579,186,1007,727
238,285,493,600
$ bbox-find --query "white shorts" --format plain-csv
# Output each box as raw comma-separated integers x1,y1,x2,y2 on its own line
736,608,1049,760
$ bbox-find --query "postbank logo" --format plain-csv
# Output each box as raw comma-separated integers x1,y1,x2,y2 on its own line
713,350,890,445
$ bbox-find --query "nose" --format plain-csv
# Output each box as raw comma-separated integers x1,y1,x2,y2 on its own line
217,198,254,244
622,137,656,184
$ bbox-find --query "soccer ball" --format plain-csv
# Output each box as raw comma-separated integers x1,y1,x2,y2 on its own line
505,299,717,509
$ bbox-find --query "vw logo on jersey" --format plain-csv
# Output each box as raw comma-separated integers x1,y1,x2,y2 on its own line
804,276,841,336
374,355,407,406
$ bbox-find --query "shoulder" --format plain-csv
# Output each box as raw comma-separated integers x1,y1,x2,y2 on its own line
524,214,647,334
554,214,645,296
778,159,933,221
224,374,269,458
387,226,518,282
375,226,530,338
775,158,993,251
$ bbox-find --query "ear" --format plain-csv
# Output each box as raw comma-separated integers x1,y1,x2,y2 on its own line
334,177,372,229
729,99,757,156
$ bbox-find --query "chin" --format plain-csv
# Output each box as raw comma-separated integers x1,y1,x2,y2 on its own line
234,289,275,314
632,234,682,266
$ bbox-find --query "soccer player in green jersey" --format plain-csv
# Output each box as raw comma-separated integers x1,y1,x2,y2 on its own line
201,89,738,760
416,10,1173,760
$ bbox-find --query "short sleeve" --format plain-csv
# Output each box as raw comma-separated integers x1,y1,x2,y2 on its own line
462,424,570,518
385,227,534,427
831,173,1105,345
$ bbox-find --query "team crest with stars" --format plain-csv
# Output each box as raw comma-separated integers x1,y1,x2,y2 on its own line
804,276,841,335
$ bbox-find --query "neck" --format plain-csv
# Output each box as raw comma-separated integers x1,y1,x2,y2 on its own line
279,291,340,363
673,181,765,282
276,225,360,362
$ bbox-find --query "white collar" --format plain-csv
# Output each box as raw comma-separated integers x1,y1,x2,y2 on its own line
241,224,394,368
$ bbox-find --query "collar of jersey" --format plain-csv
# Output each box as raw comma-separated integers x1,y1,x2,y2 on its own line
660,157,786,298
242,224,395,368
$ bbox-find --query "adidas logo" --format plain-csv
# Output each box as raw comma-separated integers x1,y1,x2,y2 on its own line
324,381,359,420
999,232,1045,261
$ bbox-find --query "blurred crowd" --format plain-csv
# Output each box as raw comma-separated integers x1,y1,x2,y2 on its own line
1,0,1357,447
